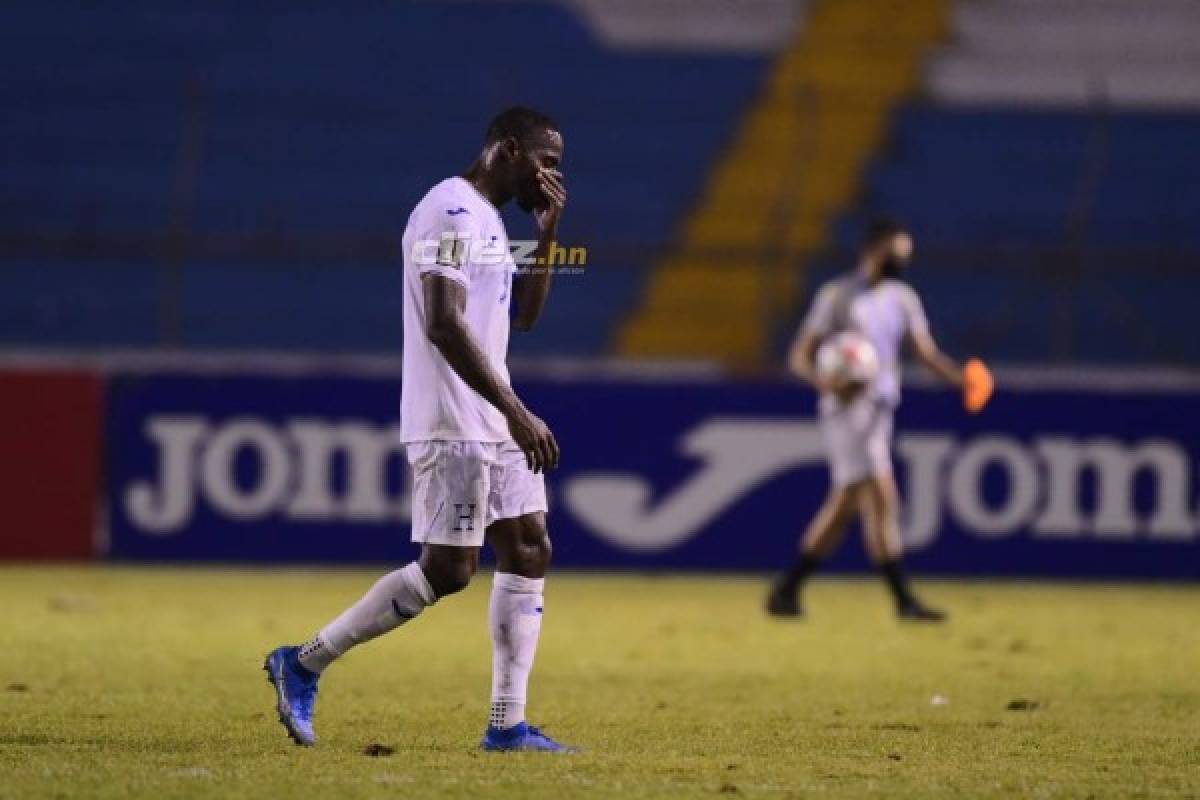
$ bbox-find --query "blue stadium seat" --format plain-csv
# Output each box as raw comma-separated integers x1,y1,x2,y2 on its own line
0,1,771,354
794,103,1200,364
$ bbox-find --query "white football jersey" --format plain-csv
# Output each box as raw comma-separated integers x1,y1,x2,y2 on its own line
799,274,930,407
400,177,516,443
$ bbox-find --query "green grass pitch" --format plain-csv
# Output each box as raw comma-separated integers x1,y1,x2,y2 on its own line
1,567,1197,798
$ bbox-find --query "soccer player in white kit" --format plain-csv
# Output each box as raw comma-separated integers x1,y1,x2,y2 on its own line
265,107,576,751
767,218,965,622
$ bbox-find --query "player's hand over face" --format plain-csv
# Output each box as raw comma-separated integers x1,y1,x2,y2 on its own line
506,406,560,473
534,168,566,235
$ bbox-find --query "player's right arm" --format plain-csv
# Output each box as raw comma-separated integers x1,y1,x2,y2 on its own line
788,284,859,400
787,329,822,385
422,273,559,472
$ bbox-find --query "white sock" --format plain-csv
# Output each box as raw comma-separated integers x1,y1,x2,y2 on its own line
298,562,435,674
489,571,544,730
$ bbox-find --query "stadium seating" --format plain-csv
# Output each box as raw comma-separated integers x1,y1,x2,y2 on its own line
619,0,947,363
927,0,1200,109
3,0,1198,364
0,1,774,353
797,0,1200,364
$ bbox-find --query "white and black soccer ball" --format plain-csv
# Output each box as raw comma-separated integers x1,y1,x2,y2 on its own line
816,331,880,386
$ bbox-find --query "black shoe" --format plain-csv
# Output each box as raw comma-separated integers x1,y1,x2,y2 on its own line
897,601,947,623
766,585,803,618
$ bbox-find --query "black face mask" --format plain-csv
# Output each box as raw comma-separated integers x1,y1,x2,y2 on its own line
880,256,908,278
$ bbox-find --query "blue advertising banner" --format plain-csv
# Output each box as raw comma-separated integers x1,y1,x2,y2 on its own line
106,371,1200,578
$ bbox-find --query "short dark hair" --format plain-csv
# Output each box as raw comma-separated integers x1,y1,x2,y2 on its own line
862,216,908,248
485,106,558,145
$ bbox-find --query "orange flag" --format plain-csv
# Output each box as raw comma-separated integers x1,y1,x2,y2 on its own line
964,358,994,414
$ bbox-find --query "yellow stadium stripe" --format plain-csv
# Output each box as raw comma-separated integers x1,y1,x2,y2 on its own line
618,0,948,364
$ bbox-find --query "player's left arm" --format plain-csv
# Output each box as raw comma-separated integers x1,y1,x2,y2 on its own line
910,329,964,388
512,168,567,331
903,287,964,388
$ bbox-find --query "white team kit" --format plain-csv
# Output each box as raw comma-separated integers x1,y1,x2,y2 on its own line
798,274,930,486
267,115,573,754
400,176,548,546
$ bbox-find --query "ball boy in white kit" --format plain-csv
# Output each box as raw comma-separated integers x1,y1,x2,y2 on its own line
768,218,992,621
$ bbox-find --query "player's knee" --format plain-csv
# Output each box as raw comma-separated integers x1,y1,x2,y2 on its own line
419,548,478,597
439,564,475,596
864,476,898,515
504,521,552,577
516,526,551,574
530,530,552,571
829,487,858,522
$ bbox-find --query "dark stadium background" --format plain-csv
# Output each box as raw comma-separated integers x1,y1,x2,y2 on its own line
2,2,1197,576
4,1,1196,577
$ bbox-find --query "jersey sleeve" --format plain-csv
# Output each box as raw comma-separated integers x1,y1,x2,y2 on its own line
413,201,478,289
800,282,839,337
900,285,931,340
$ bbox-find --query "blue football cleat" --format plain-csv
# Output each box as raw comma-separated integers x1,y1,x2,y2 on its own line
480,721,579,753
263,646,319,746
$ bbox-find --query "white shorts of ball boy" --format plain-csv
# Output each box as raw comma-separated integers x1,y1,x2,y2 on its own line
818,395,895,487
406,440,548,548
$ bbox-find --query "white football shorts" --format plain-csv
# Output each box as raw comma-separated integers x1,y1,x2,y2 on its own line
819,397,895,487
406,440,548,547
